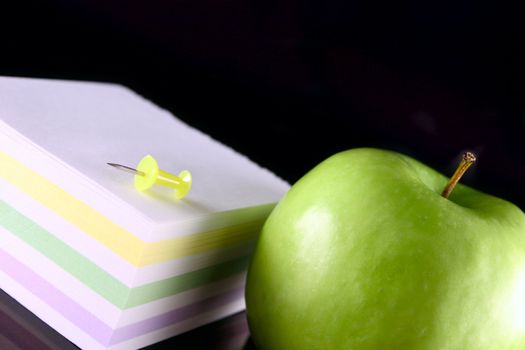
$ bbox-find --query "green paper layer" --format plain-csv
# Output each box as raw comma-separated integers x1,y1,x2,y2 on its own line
0,201,251,309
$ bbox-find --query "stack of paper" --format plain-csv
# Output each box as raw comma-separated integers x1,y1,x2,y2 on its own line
0,76,289,349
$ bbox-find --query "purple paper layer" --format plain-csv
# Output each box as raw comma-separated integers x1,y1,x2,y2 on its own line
0,249,112,344
0,248,244,347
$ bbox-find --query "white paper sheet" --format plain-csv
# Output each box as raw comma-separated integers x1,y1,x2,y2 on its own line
0,76,289,231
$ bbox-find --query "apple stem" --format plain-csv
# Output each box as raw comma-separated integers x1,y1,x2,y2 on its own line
441,152,477,199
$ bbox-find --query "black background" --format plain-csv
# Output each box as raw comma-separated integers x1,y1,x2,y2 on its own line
0,1,523,208
0,1,524,349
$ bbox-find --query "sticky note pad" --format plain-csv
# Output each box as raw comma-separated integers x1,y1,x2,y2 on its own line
0,76,289,349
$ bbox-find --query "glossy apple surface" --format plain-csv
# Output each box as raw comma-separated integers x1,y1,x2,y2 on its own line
246,148,525,350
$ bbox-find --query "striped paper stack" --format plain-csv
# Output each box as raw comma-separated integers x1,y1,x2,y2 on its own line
0,76,289,349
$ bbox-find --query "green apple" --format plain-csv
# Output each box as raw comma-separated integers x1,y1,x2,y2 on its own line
245,148,525,350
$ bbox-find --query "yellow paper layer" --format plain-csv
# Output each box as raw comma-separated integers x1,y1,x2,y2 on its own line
0,151,263,266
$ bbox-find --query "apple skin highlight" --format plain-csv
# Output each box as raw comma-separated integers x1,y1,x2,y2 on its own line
245,148,525,350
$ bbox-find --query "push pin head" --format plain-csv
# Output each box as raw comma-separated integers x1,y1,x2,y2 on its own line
108,155,192,199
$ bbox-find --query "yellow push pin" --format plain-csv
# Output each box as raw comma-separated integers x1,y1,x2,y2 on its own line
107,155,192,199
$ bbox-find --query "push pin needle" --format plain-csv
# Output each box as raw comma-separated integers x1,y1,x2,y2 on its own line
107,155,192,199
107,163,145,176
